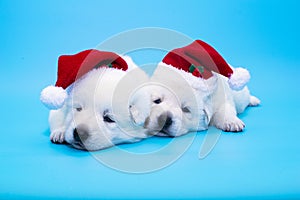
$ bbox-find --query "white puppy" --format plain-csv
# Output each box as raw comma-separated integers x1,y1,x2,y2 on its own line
144,65,212,137
144,40,260,137
41,50,150,151
145,64,260,137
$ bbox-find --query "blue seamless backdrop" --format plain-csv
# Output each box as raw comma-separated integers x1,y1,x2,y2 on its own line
1,0,300,199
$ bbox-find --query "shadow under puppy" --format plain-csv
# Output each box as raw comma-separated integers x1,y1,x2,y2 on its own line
145,40,260,137
40,50,150,151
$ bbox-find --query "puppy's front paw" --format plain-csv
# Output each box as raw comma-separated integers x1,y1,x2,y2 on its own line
50,129,65,143
217,117,245,132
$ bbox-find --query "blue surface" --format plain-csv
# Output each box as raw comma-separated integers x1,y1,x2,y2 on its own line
1,0,300,199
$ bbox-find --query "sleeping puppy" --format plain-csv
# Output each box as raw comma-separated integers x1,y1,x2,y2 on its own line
145,40,260,137
144,75,212,137
41,50,150,151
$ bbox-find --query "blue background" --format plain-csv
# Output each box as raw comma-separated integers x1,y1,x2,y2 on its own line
1,0,300,199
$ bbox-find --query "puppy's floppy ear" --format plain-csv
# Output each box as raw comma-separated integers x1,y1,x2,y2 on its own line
129,87,152,126
129,105,145,126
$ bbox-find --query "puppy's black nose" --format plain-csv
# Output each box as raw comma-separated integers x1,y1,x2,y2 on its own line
73,125,89,143
158,112,173,130
163,116,173,129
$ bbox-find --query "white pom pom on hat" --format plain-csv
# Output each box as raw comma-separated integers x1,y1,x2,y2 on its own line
40,49,128,110
40,86,68,110
228,67,250,91
162,39,250,91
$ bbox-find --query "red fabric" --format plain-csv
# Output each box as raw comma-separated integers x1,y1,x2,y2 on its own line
192,68,202,77
162,40,233,79
55,49,128,89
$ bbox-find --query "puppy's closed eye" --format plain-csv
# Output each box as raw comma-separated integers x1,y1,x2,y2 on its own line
153,98,162,104
103,110,115,123
76,107,82,112
73,104,83,112
103,115,115,123
182,106,191,113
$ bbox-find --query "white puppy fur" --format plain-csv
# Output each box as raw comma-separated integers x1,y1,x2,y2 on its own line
49,56,150,151
145,63,260,137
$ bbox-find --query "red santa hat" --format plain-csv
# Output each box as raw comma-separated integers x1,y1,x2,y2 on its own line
162,39,250,90
40,49,128,110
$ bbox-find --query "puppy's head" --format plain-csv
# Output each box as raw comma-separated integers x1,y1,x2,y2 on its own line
144,63,215,137
144,84,209,137
63,64,149,151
